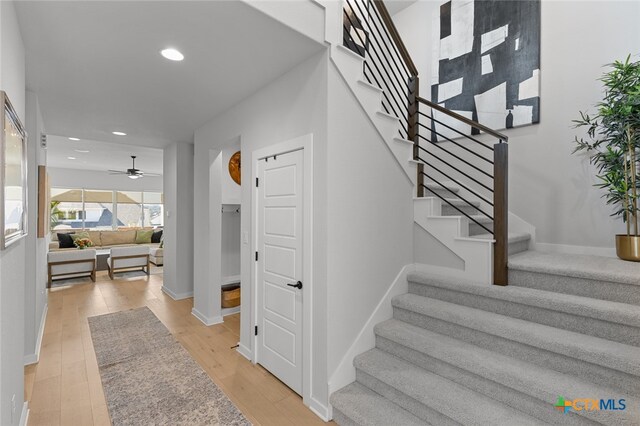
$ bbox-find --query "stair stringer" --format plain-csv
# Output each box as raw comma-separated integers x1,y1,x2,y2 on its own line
414,198,494,284
330,44,416,185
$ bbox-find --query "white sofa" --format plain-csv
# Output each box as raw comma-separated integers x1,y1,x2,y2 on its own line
149,247,163,266
108,246,151,279
47,249,97,287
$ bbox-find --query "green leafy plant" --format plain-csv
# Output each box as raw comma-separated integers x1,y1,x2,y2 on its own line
573,55,640,236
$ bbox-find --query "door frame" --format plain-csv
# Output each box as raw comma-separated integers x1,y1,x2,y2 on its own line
251,133,313,405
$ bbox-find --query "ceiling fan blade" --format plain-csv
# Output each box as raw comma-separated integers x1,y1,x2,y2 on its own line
108,170,127,174
143,172,162,177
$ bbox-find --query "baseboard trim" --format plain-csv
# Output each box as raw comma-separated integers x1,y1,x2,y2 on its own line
221,306,240,316
222,275,241,285
308,396,331,422
191,308,223,326
19,402,28,426
161,286,194,301
24,304,48,366
534,242,616,258
327,264,414,395
236,343,252,361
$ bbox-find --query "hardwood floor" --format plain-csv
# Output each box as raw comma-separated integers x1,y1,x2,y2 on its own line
25,271,333,426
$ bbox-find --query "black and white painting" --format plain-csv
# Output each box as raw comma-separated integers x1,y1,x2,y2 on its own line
431,0,540,138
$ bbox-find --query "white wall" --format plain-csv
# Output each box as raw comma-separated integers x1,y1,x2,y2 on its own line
24,91,47,365
325,61,414,385
162,142,194,299
193,51,329,409
0,2,27,424
48,167,162,192
394,0,640,253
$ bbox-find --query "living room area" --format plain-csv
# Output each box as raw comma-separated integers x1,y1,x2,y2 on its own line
45,135,165,286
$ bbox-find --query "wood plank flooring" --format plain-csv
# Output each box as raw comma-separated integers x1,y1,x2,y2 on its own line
25,271,333,426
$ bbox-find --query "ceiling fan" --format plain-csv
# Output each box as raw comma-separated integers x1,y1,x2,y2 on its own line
108,156,160,179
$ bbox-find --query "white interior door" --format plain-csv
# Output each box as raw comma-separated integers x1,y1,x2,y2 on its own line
256,149,304,394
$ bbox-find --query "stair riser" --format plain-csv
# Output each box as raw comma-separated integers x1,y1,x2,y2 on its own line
355,370,458,426
332,410,359,426
441,204,479,216
408,282,640,347
509,239,529,255
375,336,601,426
392,307,640,395
469,221,493,236
510,269,640,306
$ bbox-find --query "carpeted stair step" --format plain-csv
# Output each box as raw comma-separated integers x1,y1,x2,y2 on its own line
423,182,460,199
467,215,493,236
392,294,640,395
471,232,530,255
406,272,640,346
330,382,427,426
440,198,480,216
354,349,543,426
509,251,640,305
375,319,638,425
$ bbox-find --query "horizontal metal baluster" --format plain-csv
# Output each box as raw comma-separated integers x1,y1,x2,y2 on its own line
418,111,495,152
417,138,493,179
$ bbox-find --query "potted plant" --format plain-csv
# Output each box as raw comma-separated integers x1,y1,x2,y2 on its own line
573,55,640,261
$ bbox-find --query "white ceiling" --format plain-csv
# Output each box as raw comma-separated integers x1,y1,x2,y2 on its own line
46,135,163,175
15,1,325,148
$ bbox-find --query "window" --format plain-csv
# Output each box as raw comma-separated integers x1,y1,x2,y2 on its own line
116,191,143,228
143,192,164,227
50,188,163,230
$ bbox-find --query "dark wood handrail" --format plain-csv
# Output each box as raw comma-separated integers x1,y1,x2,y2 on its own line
371,0,419,77
417,96,509,142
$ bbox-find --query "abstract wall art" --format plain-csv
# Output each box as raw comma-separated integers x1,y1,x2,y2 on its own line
430,0,541,139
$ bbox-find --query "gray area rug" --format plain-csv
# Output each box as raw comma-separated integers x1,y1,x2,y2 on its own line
88,307,250,426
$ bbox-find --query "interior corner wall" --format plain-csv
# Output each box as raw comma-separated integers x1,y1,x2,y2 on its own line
193,50,329,409
0,1,26,424
325,62,413,384
162,142,194,299
393,0,640,252
24,91,48,364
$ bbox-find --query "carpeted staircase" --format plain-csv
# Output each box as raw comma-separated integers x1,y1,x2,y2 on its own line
331,252,640,425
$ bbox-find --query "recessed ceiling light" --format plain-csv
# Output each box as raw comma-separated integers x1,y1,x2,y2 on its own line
67,156,76,160
160,48,184,61
74,149,90,153
112,131,127,136
68,137,80,141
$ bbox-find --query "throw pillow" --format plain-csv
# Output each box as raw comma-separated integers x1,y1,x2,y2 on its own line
159,233,164,248
57,232,75,249
71,231,90,242
151,229,163,243
135,229,153,244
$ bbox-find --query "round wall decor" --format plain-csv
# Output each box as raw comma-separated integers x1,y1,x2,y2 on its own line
228,151,241,185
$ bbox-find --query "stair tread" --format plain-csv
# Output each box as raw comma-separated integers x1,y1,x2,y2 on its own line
357,79,383,94
509,250,640,286
355,349,543,426
375,319,638,423
330,382,428,426
424,182,459,193
472,232,530,243
407,271,640,327
392,294,640,376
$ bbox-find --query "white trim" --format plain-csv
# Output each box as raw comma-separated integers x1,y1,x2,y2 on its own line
161,286,193,301
236,343,252,361
24,304,48,365
19,402,28,426
533,242,616,258
308,397,331,422
328,264,414,395
251,134,314,407
222,274,241,285
221,306,241,317
191,308,223,326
